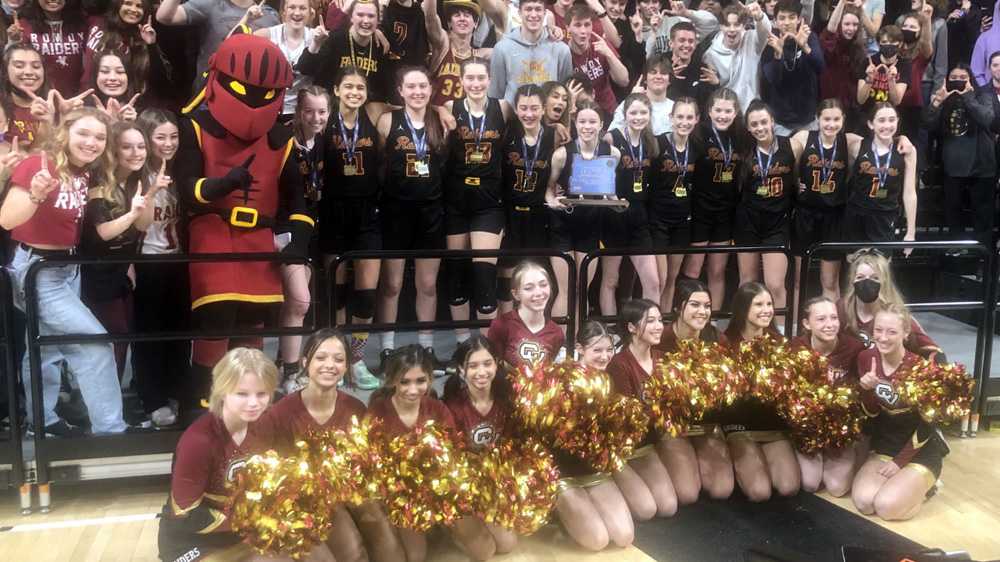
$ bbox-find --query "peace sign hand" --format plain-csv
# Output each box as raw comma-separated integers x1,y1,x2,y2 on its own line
56,88,94,116
7,11,23,43
140,16,157,45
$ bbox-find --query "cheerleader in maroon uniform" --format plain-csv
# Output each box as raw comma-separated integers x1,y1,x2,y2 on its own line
656,279,733,502
487,260,565,369
552,321,635,552
367,345,468,562
607,299,678,521
261,329,398,562
720,282,801,502
789,297,865,497
158,348,330,561
851,305,948,521
442,336,518,556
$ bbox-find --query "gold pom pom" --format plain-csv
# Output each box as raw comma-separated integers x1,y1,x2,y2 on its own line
469,438,560,534
897,359,974,423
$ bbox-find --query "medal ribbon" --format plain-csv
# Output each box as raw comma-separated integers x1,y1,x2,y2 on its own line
404,111,428,162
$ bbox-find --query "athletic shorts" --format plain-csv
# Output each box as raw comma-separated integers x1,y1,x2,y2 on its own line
158,522,247,561
690,209,735,244
843,207,898,244
732,206,791,246
444,177,505,235
602,200,652,250
718,397,789,442
503,205,549,250
872,431,948,482
381,198,445,250
318,197,382,254
792,205,844,258
550,206,602,253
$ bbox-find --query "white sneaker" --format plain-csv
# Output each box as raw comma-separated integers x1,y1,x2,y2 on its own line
151,402,178,427
283,372,309,395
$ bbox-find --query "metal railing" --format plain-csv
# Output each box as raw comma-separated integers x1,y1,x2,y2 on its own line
578,244,797,337
326,249,579,344
800,240,993,415
0,267,24,501
21,252,315,489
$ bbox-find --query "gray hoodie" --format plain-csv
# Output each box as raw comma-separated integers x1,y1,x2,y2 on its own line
702,14,772,113
488,26,573,104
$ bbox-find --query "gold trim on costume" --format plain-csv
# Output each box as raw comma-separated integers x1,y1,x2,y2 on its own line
194,178,209,204
182,89,207,115
169,493,203,516
558,472,612,491
192,293,285,310
874,454,937,489
289,213,315,227
281,138,295,168
197,508,227,534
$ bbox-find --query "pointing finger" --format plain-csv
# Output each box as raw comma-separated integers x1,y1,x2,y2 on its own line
125,93,141,108
73,88,95,102
12,136,18,154
158,158,167,178
241,154,256,168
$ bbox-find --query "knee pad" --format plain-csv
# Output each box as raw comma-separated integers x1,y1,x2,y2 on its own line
496,276,512,303
334,283,348,311
447,259,471,306
354,288,376,321
472,262,498,315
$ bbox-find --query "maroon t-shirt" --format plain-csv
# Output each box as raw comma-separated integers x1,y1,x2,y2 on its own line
9,154,90,248
262,390,367,453
20,18,91,96
166,413,274,527
571,45,618,116
789,334,865,386
365,394,456,438
444,389,510,451
487,310,565,369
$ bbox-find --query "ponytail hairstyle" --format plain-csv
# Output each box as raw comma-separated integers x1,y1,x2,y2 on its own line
800,295,838,335
370,344,436,402
395,66,447,154
459,56,491,78
672,278,719,342
442,335,512,408
741,99,776,174
573,99,606,131
95,120,150,216
619,298,661,347
816,97,846,120
620,93,659,158
298,328,354,387
293,84,332,142
511,83,546,139
137,108,179,170
706,87,745,142
508,260,552,310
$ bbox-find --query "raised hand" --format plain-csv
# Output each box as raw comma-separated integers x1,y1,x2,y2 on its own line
140,15,157,44
7,11,23,43
794,22,810,48
128,191,148,216
767,33,784,58
56,88,94,116
28,90,56,123
246,0,267,23
859,357,879,389
0,137,26,175
631,75,646,94
29,151,60,203
224,154,257,191
700,63,719,85
590,32,613,58
310,20,329,52
118,93,142,122
148,159,171,197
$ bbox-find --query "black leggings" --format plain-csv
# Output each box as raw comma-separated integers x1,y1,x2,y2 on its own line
943,175,996,245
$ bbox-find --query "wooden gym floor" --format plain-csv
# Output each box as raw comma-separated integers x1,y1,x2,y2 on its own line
2,432,998,562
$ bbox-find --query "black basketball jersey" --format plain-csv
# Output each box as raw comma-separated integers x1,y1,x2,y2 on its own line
651,133,701,221
448,97,506,183
796,131,850,209
744,135,796,214
692,123,741,215
609,129,654,201
323,109,380,199
848,138,906,213
502,125,557,208
557,139,614,194
384,109,445,201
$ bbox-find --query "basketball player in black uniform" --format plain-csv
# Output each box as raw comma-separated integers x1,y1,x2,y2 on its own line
682,88,744,311
547,100,622,328
376,66,452,362
844,103,918,256
734,100,797,327
603,94,661,318
444,58,511,337
498,84,558,314
651,97,701,311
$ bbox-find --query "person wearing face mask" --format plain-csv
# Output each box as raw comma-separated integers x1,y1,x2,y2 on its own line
839,249,944,361
894,8,935,166
856,25,912,121
924,63,996,249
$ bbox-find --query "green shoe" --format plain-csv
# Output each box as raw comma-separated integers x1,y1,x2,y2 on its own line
352,361,381,390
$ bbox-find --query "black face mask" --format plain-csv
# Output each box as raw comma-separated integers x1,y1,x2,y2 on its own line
879,43,899,59
854,279,882,304
947,78,968,92
901,29,918,43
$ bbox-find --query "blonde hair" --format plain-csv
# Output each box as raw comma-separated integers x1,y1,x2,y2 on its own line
208,348,279,415
843,249,906,334
510,260,552,307
874,303,913,336
44,107,115,191
93,121,150,216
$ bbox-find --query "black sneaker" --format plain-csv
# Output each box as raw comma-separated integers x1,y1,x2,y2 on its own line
374,349,394,375
33,419,86,438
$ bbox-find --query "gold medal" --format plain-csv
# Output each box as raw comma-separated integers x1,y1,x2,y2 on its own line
721,170,733,182
469,151,484,163
820,181,834,194
756,183,769,197
415,160,430,177
673,177,687,198
633,181,643,193
343,164,357,176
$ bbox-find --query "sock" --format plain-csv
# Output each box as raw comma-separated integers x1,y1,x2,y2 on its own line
382,331,395,352
961,415,970,431
418,331,434,349
351,332,369,363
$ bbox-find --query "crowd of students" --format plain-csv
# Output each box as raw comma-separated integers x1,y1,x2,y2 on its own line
161,255,962,561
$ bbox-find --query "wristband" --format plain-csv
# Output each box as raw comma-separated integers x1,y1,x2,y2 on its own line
28,192,46,205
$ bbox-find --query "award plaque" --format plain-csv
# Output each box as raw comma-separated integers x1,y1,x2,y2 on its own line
558,154,629,211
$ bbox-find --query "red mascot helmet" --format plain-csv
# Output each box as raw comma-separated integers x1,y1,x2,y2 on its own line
204,34,293,141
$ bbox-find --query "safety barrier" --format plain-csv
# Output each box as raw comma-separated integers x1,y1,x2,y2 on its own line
578,244,797,337
0,267,24,509
799,240,993,416
18,252,314,511
326,249,579,344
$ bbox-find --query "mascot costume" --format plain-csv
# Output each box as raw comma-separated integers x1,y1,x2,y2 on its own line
176,32,314,405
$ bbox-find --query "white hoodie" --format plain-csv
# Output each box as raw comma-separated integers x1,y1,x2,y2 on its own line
703,14,772,113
